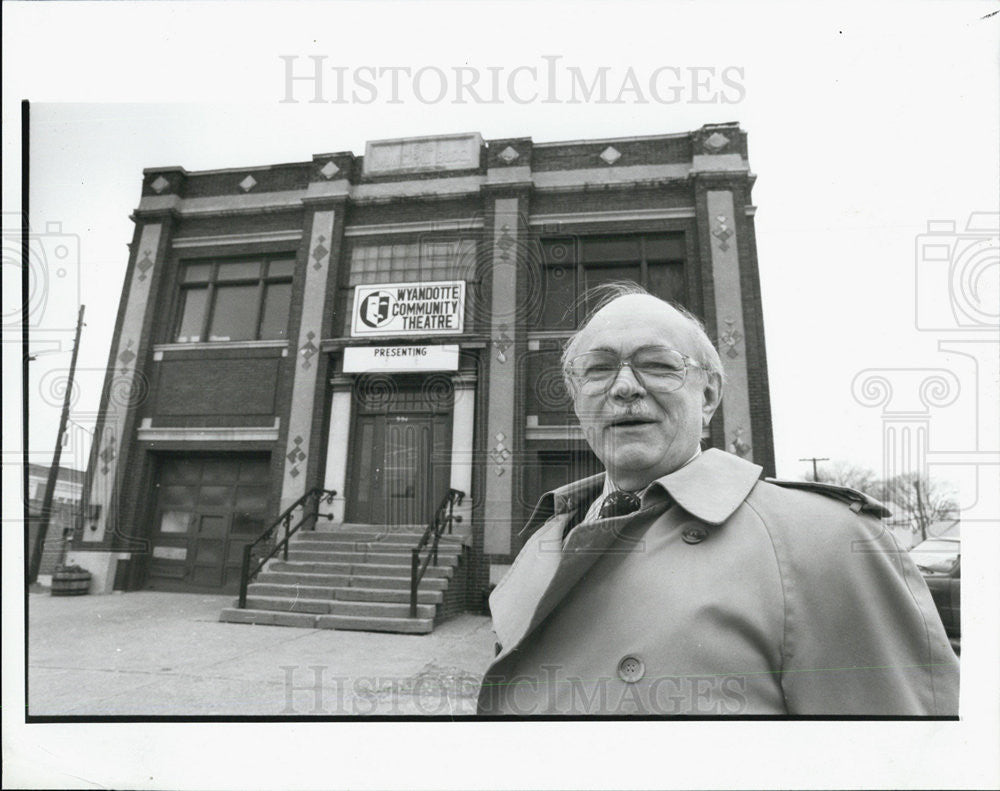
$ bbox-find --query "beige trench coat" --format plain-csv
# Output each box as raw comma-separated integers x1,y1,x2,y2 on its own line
478,449,959,715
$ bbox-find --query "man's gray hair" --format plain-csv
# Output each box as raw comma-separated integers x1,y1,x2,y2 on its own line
560,281,726,392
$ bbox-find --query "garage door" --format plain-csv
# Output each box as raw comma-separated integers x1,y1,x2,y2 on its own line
147,454,271,592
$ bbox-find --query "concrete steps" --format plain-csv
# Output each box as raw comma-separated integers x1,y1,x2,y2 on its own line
220,524,461,633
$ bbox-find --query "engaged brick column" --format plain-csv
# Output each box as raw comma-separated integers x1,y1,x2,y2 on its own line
71,216,172,592
705,189,754,461
482,196,521,555
280,207,339,512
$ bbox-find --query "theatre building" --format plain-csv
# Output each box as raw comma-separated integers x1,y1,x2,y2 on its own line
68,125,773,632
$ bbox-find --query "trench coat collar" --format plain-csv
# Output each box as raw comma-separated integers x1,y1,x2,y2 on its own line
650,448,763,525
518,448,763,533
491,449,763,658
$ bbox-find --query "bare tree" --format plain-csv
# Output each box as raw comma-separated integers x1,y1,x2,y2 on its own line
879,473,958,543
804,461,878,494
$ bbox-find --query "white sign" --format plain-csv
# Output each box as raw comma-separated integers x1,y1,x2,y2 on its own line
364,133,482,176
351,281,465,337
343,345,460,373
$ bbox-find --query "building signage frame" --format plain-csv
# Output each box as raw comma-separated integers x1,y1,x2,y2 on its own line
351,280,466,337
342,344,460,373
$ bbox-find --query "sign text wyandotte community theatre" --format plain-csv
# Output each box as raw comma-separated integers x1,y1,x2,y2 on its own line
351,281,465,336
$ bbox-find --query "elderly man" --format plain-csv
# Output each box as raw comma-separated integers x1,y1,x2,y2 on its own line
478,286,959,716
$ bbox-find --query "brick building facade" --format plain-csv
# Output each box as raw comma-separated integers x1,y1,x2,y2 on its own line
68,124,773,626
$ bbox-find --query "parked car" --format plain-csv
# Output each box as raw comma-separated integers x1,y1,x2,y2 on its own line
909,536,960,654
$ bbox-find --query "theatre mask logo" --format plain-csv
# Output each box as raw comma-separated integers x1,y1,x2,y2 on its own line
352,281,465,337
359,291,392,328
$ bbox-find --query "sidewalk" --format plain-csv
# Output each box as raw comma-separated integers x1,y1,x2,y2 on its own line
26,591,495,716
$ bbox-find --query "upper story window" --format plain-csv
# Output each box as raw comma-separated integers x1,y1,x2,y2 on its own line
536,233,687,330
174,256,295,343
347,239,477,286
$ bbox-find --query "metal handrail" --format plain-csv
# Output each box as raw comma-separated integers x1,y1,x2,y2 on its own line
410,488,465,618
237,487,337,609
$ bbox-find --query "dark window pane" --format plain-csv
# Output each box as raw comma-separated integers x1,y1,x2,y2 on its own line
159,485,197,509
648,261,687,306
581,238,640,263
182,264,212,283
201,458,239,483
199,486,231,508
259,282,291,340
159,457,201,484
209,284,259,341
234,485,268,513
582,263,641,314
217,261,261,281
540,266,577,329
232,515,264,535
267,259,296,278
644,234,686,261
239,458,271,483
176,288,207,343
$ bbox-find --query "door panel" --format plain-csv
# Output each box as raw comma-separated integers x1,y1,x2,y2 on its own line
146,454,270,592
346,379,453,526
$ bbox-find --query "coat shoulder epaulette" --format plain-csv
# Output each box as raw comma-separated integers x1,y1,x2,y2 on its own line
763,478,891,518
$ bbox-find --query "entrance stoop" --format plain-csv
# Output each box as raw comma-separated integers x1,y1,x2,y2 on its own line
219,523,469,634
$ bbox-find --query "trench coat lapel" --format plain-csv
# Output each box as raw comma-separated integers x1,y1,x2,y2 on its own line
491,482,670,662
489,450,764,662
490,474,602,654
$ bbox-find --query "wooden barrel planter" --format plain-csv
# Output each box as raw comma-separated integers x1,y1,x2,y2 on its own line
51,566,92,596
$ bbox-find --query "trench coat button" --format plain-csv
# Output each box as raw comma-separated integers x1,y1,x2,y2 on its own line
617,655,645,683
682,526,708,544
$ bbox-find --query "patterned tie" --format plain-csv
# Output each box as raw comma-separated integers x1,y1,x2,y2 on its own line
598,490,642,519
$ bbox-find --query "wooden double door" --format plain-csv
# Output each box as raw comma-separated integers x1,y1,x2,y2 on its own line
346,378,453,526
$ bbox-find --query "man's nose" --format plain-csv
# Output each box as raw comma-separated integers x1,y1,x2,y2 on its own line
608,363,646,400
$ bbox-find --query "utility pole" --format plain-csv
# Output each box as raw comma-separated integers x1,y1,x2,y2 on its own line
799,456,830,482
28,304,85,584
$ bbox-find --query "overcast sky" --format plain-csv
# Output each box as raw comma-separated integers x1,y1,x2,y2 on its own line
3,2,999,788
11,3,997,500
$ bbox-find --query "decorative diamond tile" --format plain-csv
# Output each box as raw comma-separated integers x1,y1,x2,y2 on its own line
118,339,136,372
703,132,730,154
599,146,621,165
728,427,751,458
712,215,733,252
494,327,513,363
136,250,154,281
99,443,116,475
496,225,515,260
320,160,340,179
299,331,318,369
720,319,743,359
312,235,329,270
150,176,170,194
498,146,519,164
286,435,307,466
490,432,511,468
239,174,257,192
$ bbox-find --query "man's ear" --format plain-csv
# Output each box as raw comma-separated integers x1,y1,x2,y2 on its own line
701,372,723,427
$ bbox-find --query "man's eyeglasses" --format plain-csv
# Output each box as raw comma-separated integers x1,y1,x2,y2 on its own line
565,346,705,395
